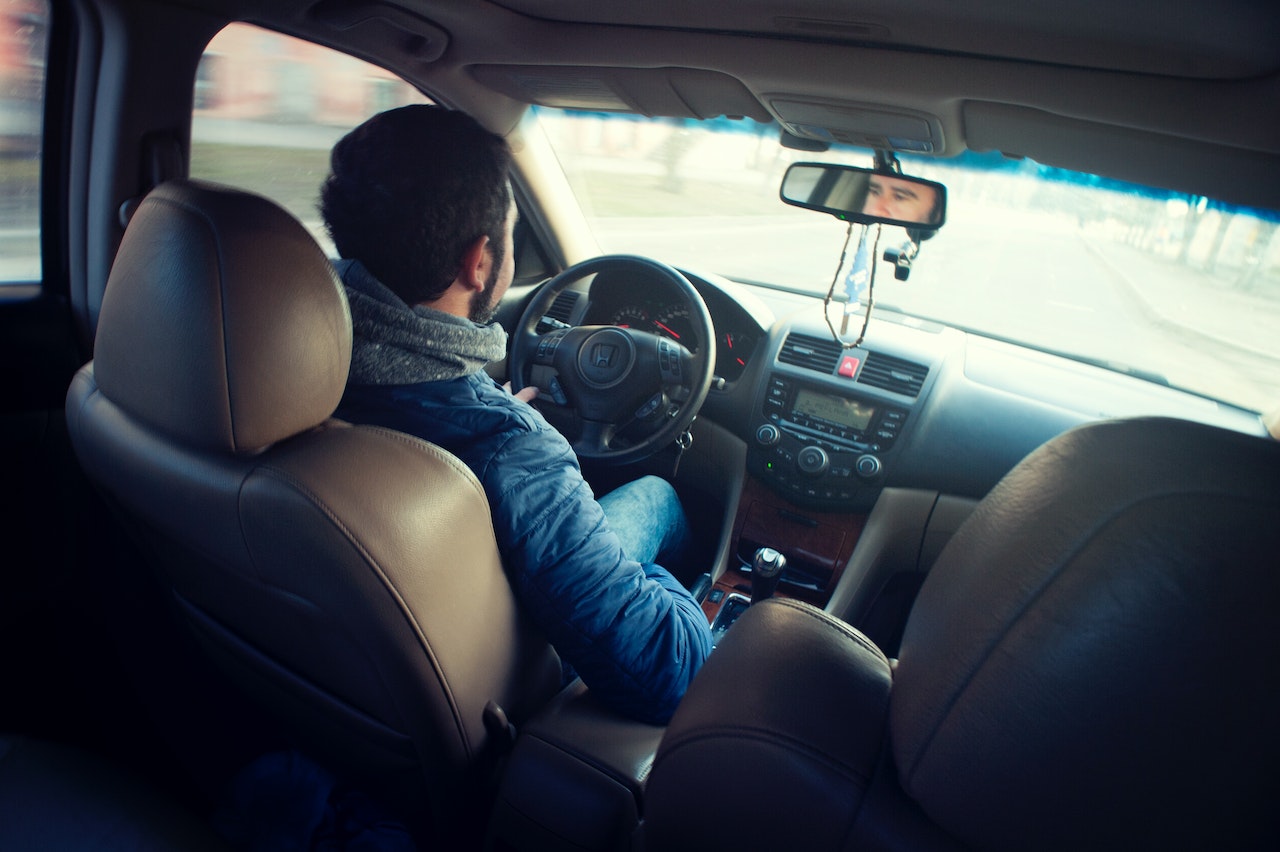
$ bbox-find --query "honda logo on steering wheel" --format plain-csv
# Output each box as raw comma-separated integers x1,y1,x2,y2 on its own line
592,343,617,368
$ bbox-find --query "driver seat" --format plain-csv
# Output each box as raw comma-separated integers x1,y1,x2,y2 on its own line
64,180,562,840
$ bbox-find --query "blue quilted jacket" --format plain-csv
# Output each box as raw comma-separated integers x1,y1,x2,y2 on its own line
336,372,712,724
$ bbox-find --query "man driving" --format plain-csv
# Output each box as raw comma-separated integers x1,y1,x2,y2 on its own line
320,105,713,725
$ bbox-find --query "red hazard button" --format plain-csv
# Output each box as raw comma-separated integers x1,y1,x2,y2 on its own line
838,355,860,378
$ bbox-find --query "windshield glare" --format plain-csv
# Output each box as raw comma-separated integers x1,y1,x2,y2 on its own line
532,108,1280,415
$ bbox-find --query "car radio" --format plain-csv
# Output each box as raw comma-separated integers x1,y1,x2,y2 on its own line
749,374,908,508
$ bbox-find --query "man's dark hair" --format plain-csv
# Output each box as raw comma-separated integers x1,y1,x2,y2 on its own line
320,105,513,305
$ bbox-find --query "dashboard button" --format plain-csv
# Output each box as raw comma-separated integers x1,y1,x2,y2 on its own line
797,446,829,476
855,454,882,479
756,424,781,446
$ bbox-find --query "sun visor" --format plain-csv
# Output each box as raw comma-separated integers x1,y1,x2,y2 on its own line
770,99,945,154
963,101,1280,210
469,65,770,121
310,0,448,62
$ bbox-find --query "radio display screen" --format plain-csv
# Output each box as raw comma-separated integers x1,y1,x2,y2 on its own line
792,388,876,432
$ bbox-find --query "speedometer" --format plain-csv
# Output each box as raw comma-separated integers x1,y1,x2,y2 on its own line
653,303,698,351
610,305,650,329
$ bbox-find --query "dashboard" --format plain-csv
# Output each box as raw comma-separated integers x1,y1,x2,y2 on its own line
515,256,1272,637
543,261,1269,514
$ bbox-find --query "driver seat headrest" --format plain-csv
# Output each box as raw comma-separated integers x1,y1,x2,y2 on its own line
65,179,564,840
91,179,352,453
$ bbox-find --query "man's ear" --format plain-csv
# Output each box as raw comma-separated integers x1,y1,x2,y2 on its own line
459,235,492,293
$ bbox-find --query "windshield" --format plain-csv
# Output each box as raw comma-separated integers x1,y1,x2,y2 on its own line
532,108,1280,415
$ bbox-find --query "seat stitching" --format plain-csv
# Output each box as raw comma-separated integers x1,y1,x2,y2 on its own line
657,726,877,784
767,598,890,664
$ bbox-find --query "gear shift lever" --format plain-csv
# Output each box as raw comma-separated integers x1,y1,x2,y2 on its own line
750,547,787,605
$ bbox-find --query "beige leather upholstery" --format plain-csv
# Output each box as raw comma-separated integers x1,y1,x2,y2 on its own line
65,180,562,837
644,416,1280,851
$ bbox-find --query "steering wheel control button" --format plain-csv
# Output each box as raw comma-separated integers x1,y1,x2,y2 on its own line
577,328,635,388
635,393,664,419
658,339,683,383
796,445,829,476
535,330,567,364
549,376,569,406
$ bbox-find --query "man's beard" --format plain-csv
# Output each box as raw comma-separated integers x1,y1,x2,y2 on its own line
468,248,503,324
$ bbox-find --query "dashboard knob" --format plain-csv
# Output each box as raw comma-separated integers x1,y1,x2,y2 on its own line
755,423,780,446
855,454,882,479
796,445,829,476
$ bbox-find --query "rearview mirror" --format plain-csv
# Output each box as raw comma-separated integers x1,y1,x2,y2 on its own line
780,162,946,230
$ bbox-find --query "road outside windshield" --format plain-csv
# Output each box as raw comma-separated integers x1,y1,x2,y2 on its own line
533,109,1280,415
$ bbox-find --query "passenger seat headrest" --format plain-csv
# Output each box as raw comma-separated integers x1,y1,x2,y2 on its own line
93,180,351,454
892,416,1280,850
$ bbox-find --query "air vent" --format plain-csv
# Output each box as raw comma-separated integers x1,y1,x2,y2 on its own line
778,332,842,374
857,351,929,397
536,291,579,332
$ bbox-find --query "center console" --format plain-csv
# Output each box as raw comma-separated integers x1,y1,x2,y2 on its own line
748,373,910,512
698,472,867,649
486,680,665,851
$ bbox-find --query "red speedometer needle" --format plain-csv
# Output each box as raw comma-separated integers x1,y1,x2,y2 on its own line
654,321,680,339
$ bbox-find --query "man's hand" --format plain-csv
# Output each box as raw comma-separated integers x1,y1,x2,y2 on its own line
504,381,540,404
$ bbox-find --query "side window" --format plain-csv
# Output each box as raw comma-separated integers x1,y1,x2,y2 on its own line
190,23,429,253
0,0,49,288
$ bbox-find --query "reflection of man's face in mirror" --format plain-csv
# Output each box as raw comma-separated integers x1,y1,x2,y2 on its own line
863,174,938,224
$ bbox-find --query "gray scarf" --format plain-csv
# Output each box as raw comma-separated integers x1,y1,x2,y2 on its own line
337,259,508,385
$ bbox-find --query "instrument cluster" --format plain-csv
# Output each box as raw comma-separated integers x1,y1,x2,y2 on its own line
588,287,759,383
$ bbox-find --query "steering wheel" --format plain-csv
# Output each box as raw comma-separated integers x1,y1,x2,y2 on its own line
510,255,716,465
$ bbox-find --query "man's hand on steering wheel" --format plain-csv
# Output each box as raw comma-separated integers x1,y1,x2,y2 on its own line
509,255,715,466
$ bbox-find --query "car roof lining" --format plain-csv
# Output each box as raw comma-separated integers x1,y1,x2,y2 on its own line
166,0,1280,209
492,0,1280,80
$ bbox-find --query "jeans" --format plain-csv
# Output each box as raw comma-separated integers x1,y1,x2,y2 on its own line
597,475,691,568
